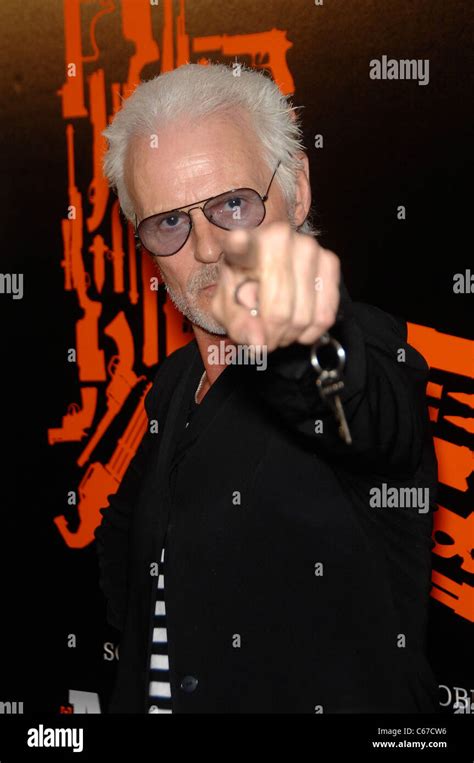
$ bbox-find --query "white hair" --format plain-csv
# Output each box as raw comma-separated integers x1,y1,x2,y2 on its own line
102,62,318,236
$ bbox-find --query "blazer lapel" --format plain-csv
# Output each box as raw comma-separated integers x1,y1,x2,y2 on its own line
170,355,245,471
145,340,249,548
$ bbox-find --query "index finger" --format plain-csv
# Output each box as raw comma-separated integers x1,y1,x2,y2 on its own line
223,229,259,270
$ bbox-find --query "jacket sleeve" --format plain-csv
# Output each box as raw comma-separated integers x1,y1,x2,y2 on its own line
93,367,163,633
251,277,434,479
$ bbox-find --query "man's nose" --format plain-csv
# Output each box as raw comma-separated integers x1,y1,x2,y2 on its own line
188,208,223,264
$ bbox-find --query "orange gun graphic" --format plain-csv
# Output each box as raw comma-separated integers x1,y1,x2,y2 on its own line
431,571,474,622
432,506,474,574
408,323,474,623
88,234,107,294
62,123,106,382
58,0,115,119
108,200,125,294
77,310,145,467
121,0,160,93
86,68,109,233
193,29,295,94
127,222,139,306
48,387,98,444
54,382,151,548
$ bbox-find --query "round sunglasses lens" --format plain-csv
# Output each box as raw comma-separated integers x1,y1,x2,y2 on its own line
138,212,190,256
204,189,265,229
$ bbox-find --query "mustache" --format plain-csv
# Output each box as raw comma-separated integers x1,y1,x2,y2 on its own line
187,264,221,295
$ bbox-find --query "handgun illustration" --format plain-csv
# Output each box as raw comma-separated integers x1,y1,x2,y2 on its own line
77,310,145,467
48,387,98,444
193,29,295,94
54,382,152,549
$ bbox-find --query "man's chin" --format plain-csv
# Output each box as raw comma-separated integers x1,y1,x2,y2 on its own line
190,317,227,336
196,291,229,333
183,303,227,335
164,284,226,335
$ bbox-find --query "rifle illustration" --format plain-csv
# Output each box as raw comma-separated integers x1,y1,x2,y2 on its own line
77,310,144,467
48,387,98,445
193,29,295,94
54,382,152,549
62,123,106,382
61,217,73,291
86,68,109,233
108,200,125,294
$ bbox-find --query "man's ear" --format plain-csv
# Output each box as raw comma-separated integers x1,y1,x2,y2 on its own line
293,151,312,228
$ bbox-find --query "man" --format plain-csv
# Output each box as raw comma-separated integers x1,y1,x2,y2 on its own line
95,63,439,713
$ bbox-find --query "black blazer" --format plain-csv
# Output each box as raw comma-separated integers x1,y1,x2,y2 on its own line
94,281,440,713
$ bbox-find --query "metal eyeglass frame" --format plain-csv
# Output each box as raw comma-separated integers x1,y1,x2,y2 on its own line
133,159,282,256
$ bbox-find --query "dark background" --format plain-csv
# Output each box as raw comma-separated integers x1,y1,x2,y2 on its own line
1,0,472,714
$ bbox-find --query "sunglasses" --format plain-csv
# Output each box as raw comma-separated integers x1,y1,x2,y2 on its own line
134,160,281,257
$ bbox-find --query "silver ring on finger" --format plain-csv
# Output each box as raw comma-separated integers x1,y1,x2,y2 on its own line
233,277,260,317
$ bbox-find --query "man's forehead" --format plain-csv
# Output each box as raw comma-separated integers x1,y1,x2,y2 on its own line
130,114,257,168
126,120,266,216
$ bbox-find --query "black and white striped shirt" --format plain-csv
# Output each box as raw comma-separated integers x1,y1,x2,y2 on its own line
148,545,173,713
147,391,200,714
